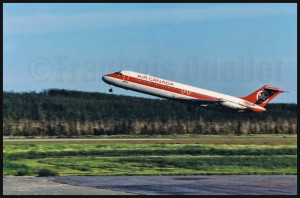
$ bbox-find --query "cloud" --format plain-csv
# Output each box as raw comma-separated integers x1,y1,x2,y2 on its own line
4,4,296,34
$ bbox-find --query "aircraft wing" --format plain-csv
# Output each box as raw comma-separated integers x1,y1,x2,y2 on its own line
175,97,220,105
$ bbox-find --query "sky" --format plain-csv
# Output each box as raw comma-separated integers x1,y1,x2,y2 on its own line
3,3,297,103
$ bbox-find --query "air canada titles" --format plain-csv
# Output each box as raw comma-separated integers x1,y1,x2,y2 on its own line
137,74,175,86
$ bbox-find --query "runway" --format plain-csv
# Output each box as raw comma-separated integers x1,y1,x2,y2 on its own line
4,175,297,195
3,176,135,195
51,175,297,195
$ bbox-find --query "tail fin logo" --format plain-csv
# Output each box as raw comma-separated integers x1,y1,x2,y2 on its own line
256,91,269,104
240,85,284,108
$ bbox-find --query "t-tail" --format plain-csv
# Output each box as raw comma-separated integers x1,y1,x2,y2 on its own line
240,85,285,107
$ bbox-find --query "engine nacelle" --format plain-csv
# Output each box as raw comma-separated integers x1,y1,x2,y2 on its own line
220,101,247,110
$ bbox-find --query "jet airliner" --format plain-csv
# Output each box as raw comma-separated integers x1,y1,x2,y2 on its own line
102,71,289,112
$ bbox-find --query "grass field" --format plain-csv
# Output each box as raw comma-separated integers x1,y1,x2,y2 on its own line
3,136,297,176
3,134,297,139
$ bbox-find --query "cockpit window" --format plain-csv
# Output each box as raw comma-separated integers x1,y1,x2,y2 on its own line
114,71,123,76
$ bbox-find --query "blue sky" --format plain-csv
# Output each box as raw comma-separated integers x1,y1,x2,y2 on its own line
3,3,297,103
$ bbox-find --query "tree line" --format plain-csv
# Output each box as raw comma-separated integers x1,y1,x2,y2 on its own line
3,89,297,136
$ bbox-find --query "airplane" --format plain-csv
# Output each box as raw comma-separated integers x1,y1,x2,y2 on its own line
102,70,290,112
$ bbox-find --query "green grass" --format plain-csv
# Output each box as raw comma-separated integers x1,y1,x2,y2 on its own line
3,143,297,160
3,133,297,139
3,139,297,146
3,139,297,176
4,155,296,176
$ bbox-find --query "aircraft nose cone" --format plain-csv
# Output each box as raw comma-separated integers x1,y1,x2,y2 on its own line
102,75,111,84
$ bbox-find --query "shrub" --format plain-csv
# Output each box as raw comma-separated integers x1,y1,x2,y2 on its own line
15,169,30,176
76,166,91,171
38,168,58,177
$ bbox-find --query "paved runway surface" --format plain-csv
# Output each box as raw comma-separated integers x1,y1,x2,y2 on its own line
3,176,135,195
4,175,297,195
50,175,297,195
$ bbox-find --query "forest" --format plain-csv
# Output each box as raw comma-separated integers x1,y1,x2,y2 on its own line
3,89,297,136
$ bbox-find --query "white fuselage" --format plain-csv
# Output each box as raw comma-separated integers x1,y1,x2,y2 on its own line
102,71,266,111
